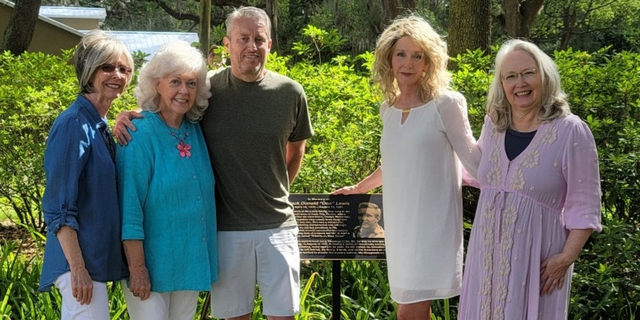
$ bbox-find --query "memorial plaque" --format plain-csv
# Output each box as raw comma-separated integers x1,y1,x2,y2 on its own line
290,194,385,260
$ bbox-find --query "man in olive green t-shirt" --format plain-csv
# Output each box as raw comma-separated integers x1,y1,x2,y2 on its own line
201,7,312,320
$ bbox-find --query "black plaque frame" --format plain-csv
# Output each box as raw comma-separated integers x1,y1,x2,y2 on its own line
292,193,386,260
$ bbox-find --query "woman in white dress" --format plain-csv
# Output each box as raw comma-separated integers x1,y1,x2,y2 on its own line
333,15,480,319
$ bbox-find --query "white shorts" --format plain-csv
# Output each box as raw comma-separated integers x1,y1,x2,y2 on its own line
210,226,300,318
54,271,109,320
121,280,198,320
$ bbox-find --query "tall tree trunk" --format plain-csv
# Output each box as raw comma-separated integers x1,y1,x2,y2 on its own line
402,0,416,11
502,0,545,39
265,0,279,52
1,0,43,55
199,0,211,55
448,0,491,69
382,0,417,24
559,5,576,50
382,0,400,24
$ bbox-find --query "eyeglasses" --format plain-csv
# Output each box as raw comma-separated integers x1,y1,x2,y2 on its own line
100,64,132,75
501,68,538,84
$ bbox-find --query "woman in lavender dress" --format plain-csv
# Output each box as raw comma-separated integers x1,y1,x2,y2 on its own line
459,39,602,320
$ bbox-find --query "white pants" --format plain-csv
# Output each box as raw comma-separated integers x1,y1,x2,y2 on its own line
54,272,110,320
122,280,198,320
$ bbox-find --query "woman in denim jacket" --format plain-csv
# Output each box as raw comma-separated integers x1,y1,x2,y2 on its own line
39,30,133,320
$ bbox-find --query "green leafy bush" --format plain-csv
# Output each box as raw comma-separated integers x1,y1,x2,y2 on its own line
292,25,349,64
0,233,130,319
0,50,76,231
280,53,382,194
571,219,640,319
555,48,640,223
0,50,137,231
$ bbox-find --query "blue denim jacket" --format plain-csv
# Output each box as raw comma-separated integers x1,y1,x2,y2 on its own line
39,95,128,291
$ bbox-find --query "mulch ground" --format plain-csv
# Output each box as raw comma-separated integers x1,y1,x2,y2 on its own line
0,220,41,259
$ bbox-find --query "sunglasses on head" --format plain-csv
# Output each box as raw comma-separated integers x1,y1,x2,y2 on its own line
100,63,132,75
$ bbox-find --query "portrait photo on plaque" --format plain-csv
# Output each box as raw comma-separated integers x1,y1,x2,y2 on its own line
353,201,385,239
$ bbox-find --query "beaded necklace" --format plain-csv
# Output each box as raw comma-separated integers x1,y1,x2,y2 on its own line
171,124,191,158
161,114,191,159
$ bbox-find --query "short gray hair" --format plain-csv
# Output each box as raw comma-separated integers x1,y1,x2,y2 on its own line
134,41,211,122
487,39,570,131
226,6,271,39
73,29,134,94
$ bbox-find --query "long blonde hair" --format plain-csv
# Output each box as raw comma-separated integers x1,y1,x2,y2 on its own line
371,15,450,106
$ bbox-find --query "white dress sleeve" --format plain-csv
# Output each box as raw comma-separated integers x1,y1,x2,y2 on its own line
436,91,481,179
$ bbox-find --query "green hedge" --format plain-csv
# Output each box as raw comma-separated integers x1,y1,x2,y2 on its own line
1,47,638,319
0,50,137,232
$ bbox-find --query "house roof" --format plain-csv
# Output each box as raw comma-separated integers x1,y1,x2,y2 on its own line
101,31,199,59
0,0,199,59
0,0,85,37
39,6,106,20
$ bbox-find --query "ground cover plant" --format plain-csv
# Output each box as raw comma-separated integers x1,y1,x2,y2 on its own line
1,42,639,319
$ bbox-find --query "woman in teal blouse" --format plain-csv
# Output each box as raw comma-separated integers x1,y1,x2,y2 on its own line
115,41,217,320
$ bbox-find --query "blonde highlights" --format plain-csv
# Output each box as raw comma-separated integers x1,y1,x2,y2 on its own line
372,15,450,106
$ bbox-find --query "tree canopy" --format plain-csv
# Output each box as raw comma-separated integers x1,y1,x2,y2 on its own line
5,0,640,60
